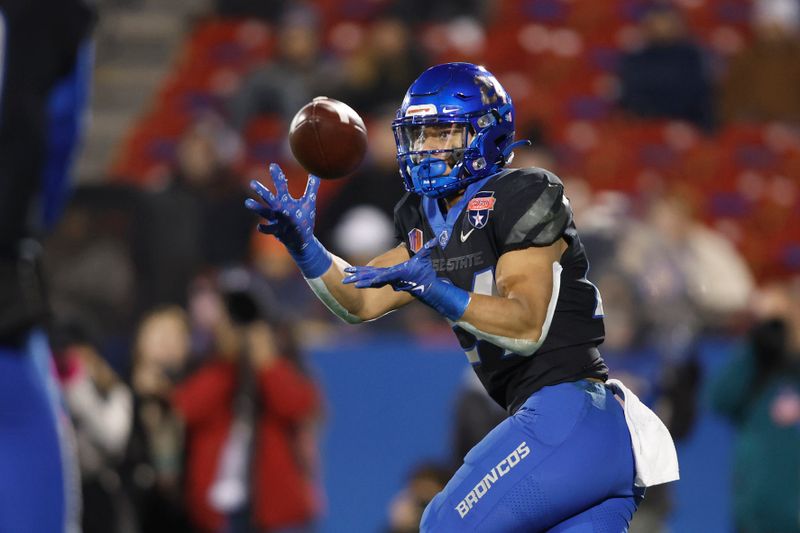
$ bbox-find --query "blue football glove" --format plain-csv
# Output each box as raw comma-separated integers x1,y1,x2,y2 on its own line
342,237,471,321
245,163,331,278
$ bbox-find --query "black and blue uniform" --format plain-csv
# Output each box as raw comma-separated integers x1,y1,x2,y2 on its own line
394,167,609,413
394,167,640,531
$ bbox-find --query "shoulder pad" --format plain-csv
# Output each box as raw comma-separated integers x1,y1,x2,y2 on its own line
493,167,571,250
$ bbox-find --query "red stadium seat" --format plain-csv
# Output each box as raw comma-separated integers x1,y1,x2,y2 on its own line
108,2,796,280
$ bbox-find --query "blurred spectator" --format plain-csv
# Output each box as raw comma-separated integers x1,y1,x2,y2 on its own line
386,463,451,533
654,195,753,323
511,147,557,173
710,279,800,533
46,186,138,341
575,190,633,281
134,117,253,310
451,369,507,468
512,123,557,172
54,323,133,533
595,271,649,372
215,0,286,21
173,273,322,533
122,306,193,533
248,234,326,328
573,187,681,351
617,194,754,356
618,4,714,130
390,0,489,24
339,17,429,115
248,232,376,344
227,3,343,127
720,0,800,123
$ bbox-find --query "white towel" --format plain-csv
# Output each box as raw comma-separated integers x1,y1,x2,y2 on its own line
606,378,680,488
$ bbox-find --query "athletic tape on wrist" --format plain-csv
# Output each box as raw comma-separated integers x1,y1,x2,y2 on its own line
290,236,333,279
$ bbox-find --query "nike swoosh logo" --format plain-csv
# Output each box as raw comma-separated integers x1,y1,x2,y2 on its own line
460,228,475,242
410,285,425,293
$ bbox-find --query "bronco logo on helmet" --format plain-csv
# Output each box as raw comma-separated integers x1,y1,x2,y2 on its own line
474,75,500,105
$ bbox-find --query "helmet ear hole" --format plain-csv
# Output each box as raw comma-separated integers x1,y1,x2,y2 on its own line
477,113,495,129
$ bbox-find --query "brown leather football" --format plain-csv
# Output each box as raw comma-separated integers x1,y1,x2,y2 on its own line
288,97,368,179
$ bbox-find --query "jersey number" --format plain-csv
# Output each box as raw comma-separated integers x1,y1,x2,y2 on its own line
456,268,512,365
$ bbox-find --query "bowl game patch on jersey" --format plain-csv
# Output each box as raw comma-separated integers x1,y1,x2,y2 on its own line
467,191,496,229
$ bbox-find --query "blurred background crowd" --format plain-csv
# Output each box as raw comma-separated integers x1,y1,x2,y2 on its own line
41,0,800,531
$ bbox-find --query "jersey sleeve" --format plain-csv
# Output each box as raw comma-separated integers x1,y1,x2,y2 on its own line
492,168,573,255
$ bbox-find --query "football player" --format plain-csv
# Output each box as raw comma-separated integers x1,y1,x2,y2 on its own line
247,62,678,531
0,1,94,531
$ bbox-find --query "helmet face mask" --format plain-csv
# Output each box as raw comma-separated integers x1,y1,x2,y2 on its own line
395,123,470,167
392,63,516,199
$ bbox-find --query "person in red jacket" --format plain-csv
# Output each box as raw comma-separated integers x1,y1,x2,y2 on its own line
173,280,322,533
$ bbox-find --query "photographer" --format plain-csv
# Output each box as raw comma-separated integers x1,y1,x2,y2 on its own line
122,306,194,533
172,270,322,533
710,279,800,533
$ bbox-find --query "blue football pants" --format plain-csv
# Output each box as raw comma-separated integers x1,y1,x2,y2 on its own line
421,379,641,532
0,331,68,533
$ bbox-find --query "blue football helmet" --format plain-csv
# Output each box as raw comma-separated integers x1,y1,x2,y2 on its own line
392,62,526,199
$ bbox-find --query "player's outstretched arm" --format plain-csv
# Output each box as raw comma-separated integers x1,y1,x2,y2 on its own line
245,164,413,323
312,244,415,322
343,236,567,355
456,240,567,354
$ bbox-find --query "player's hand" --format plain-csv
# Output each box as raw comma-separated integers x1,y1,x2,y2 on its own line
342,237,470,321
342,238,439,294
245,163,320,253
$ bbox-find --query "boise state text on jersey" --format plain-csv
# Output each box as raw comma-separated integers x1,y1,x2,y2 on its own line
394,166,608,413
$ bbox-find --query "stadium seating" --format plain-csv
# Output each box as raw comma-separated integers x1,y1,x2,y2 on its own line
110,0,799,280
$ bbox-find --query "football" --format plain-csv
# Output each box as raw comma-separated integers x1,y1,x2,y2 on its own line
288,96,368,180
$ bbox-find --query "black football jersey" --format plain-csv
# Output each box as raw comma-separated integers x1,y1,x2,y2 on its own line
394,167,608,413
